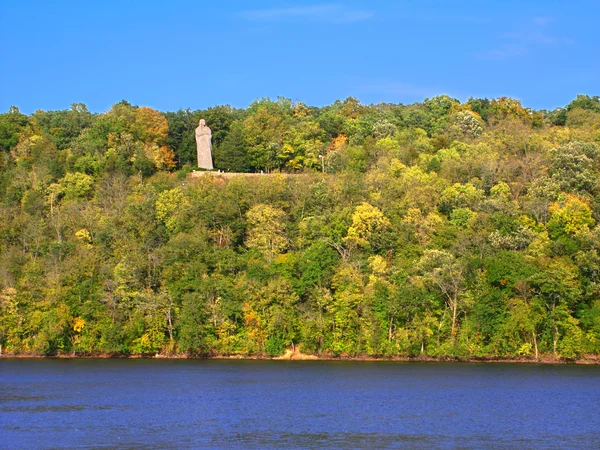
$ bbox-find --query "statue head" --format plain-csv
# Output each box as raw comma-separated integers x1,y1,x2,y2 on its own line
199,119,206,127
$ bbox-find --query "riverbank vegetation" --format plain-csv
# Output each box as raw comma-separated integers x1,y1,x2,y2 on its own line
1,95,600,360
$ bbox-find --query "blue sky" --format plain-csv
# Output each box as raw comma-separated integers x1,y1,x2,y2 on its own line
1,1,598,113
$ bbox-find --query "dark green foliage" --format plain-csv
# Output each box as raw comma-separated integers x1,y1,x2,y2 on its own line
567,94,600,112
214,122,249,172
466,98,492,122
0,107,28,152
178,293,208,354
165,109,201,166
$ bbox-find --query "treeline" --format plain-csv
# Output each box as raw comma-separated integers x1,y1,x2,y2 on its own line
0,95,599,360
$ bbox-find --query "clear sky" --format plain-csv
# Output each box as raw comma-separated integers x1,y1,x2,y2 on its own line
1,1,598,113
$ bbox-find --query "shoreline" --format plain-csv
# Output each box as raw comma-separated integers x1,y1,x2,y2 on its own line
1,351,598,365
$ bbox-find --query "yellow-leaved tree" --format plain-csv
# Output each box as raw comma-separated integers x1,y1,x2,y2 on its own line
134,107,176,170
343,202,391,250
246,204,288,262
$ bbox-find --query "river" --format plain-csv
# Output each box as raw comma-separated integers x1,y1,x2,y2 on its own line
1,359,599,448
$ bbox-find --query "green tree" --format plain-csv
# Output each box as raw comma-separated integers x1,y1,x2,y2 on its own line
214,121,249,172
529,259,582,358
417,250,467,341
0,107,30,152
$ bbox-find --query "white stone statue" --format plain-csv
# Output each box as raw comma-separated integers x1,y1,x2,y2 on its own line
195,119,213,170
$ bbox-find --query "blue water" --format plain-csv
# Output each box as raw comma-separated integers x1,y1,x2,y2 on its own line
1,360,599,449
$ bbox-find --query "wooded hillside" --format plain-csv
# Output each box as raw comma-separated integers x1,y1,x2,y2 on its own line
1,95,599,360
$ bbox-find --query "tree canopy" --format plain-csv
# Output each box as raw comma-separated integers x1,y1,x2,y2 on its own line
1,95,599,360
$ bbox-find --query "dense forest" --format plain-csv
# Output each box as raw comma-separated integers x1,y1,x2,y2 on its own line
1,94,600,360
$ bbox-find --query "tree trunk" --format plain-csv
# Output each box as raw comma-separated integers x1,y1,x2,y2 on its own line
533,331,539,361
437,310,446,344
553,324,558,359
167,307,174,342
551,303,558,359
451,298,458,342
